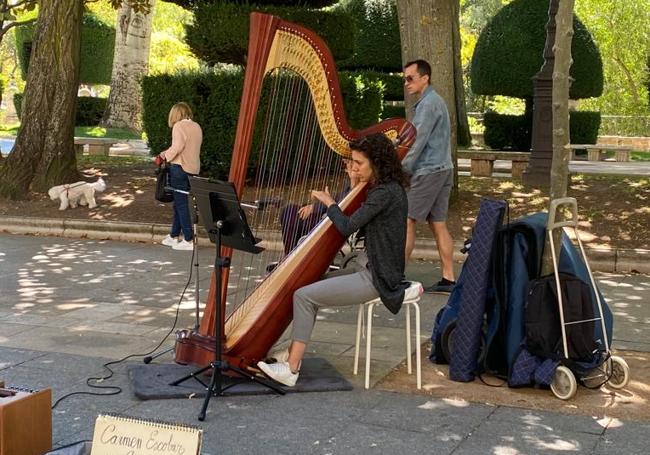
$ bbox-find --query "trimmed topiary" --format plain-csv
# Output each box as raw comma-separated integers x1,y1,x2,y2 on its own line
470,0,603,100
336,0,402,71
186,2,355,66
15,13,115,85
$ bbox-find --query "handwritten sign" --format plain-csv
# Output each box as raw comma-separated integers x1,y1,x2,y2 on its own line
90,414,202,455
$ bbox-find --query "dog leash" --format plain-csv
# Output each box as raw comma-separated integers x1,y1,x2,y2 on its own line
63,182,89,198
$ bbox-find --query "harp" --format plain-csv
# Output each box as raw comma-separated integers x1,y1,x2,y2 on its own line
174,12,415,370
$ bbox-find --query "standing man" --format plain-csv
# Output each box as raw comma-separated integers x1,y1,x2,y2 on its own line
402,59,455,293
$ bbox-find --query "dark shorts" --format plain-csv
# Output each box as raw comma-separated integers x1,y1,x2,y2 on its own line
407,170,453,223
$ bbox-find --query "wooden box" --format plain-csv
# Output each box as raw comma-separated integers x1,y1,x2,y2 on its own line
0,387,52,455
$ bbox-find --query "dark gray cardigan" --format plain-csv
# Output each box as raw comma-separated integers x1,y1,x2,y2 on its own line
326,181,408,314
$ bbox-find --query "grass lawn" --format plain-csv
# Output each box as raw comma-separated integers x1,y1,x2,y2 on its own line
0,122,142,140
74,126,143,140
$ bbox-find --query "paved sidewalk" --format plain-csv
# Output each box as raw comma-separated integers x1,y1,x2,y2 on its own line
1,216,648,274
1,233,649,453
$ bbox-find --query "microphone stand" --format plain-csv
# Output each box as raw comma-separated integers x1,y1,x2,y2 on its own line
143,187,201,364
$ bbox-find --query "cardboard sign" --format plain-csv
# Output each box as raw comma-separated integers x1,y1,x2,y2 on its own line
90,414,202,455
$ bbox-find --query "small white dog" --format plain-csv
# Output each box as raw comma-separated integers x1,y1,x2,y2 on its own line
48,177,107,210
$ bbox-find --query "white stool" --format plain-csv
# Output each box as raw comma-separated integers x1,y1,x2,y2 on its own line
353,281,423,389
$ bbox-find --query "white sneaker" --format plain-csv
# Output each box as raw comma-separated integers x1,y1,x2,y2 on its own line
172,239,194,251
161,235,180,247
257,361,299,387
266,348,289,363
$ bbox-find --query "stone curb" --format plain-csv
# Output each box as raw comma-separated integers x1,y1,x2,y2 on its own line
1,215,648,274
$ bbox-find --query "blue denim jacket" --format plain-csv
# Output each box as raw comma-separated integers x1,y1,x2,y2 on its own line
402,86,453,177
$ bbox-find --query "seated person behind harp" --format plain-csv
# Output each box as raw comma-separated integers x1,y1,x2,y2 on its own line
279,158,359,254
258,133,410,387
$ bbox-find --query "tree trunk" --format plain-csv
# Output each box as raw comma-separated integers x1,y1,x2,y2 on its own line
543,0,575,274
101,0,155,132
396,0,461,194
451,0,471,147
550,0,574,200
0,0,83,198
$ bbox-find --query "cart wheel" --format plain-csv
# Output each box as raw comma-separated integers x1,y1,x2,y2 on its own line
551,366,577,400
607,356,630,389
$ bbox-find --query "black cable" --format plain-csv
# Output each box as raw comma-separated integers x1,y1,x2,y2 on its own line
51,245,197,409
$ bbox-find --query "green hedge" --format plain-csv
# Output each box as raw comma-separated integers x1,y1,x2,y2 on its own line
484,111,601,151
142,70,383,180
336,0,402,71
470,0,603,100
186,2,355,66
14,94,107,126
15,13,114,85
483,112,532,151
569,111,601,145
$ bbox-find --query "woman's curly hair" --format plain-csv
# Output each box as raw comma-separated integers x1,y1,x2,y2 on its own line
349,133,409,188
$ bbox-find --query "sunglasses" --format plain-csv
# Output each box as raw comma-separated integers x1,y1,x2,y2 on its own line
403,75,419,83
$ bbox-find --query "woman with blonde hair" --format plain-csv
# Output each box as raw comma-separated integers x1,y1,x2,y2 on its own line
157,102,203,251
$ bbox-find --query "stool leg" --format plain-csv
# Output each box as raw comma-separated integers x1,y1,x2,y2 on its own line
365,303,374,389
353,304,363,375
414,301,421,389
406,303,412,374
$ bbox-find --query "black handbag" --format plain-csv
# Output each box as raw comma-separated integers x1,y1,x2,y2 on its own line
155,163,174,203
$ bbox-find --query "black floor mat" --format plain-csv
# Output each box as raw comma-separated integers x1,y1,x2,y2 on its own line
128,358,353,400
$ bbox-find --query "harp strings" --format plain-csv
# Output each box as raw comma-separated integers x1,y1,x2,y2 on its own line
226,68,347,321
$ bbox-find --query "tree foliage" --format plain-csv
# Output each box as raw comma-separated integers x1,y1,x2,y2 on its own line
575,0,650,115
15,13,115,85
470,0,603,100
186,2,355,66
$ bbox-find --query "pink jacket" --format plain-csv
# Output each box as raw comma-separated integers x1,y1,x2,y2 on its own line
161,119,202,175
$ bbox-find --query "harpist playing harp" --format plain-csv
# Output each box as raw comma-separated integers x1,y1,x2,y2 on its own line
174,12,416,371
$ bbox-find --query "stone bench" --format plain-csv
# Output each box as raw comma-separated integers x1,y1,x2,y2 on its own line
568,144,633,162
457,150,530,178
74,137,117,156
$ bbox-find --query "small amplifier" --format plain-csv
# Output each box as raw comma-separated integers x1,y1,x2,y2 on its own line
0,386,52,455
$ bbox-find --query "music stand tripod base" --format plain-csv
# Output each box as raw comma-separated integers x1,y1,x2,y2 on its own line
169,177,285,421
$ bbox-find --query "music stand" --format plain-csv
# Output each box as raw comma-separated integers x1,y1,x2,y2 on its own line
169,177,285,421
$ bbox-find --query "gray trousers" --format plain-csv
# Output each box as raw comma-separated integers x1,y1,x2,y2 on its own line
291,264,379,343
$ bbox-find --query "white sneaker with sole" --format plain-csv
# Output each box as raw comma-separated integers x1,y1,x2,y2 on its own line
161,235,180,247
172,239,194,251
257,361,298,387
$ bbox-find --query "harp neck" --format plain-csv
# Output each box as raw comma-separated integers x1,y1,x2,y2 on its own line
229,12,416,196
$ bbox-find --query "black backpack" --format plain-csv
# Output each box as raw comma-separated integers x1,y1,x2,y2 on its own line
524,273,597,362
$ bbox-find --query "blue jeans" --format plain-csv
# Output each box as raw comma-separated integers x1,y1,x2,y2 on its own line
169,164,193,241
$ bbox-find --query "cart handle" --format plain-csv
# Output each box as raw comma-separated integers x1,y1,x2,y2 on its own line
547,197,579,230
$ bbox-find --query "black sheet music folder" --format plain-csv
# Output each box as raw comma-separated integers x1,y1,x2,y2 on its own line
189,177,264,254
